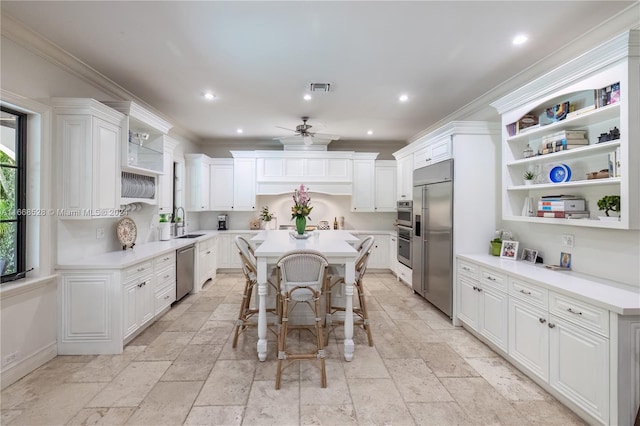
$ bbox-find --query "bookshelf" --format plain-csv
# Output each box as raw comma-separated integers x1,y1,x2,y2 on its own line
491,30,639,230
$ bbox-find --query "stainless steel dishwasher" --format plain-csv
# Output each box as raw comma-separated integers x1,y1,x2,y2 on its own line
176,244,195,302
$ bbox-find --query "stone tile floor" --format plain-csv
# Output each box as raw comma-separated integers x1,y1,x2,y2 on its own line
1,273,586,425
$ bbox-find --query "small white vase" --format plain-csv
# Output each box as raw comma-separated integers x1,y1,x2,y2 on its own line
159,222,171,240
524,180,534,186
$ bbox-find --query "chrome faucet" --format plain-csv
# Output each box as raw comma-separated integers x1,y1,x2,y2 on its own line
175,206,186,236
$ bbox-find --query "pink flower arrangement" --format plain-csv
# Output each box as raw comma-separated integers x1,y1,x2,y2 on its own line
291,184,313,220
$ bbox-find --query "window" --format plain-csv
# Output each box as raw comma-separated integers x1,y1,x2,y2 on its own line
1,107,26,282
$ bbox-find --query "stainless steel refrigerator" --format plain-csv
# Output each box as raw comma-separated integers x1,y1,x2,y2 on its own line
412,159,453,317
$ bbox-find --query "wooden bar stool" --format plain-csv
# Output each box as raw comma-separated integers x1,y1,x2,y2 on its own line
275,250,329,390
325,236,375,347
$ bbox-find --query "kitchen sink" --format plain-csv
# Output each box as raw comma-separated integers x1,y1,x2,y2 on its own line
176,234,204,239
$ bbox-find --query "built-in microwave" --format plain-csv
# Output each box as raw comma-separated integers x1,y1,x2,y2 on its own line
396,200,413,227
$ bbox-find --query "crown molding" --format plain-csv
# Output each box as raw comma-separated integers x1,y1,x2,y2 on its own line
1,13,199,142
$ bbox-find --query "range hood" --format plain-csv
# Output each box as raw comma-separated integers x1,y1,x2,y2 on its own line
277,135,338,151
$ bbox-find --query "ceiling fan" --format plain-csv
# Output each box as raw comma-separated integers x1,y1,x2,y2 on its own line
275,117,339,145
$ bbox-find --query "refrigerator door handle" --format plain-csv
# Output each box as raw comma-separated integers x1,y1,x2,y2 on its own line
415,215,421,237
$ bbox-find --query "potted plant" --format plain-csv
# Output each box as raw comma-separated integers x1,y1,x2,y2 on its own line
597,195,620,221
158,213,171,240
523,170,536,185
259,206,275,230
491,229,513,256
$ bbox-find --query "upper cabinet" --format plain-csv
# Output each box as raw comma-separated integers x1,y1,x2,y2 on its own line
53,98,125,218
185,154,211,212
491,30,639,230
102,101,172,176
209,159,234,211
395,154,413,200
231,153,257,211
351,155,377,212
374,161,397,212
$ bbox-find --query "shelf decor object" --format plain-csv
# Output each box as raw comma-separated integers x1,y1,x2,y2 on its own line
116,216,137,250
291,184,313,235
491,30,639,230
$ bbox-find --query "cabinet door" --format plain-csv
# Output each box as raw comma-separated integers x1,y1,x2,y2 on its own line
429,136,452,165
549,316,609,424
367,235,390,269
233,158,256,211
508,298,549,382
123,280,139,338
397,155,413,200
457,276,479,330
92,117,121,212
59,115,93,212
217,234,232,268
374,163,397,212
351,159,375,212
137,276,155,328
185,157,209,211
389,236,398,274
479,286,508,352
210,163,234,210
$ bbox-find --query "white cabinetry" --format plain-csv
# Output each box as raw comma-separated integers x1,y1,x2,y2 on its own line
413,136,452,169
395,155,413,200
457,254,640,425
456,260,508,352
185,154,211,211
374,161,397,212
58,250,178,355
209,159,234,211
351,158,376,212
232,157,256,211
122,263,154,339
53,98,124,218
102,101,172,176
354,233,391,269
197,236,218,288
217,232,255,269
491,30,639,229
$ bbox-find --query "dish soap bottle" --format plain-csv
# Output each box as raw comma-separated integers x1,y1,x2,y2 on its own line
333,217,338,230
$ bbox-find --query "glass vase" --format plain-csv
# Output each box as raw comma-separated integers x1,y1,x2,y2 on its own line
295,216,306,235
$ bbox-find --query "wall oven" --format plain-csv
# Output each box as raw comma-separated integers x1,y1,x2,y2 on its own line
397,225,412,268
396,200,413,227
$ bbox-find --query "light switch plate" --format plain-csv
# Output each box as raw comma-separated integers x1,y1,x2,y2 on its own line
96,228,105,239
562,234,574,247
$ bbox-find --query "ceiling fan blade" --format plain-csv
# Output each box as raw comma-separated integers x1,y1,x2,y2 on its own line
311,133,340,140
275,125,297,132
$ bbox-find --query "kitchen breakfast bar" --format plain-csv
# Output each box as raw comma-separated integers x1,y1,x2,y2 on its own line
251,230,360,361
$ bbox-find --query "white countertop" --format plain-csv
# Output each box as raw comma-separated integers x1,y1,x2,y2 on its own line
56,231,220,270
458,254,640,315
252,230,358,258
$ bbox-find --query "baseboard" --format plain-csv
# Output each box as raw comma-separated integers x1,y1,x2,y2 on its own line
1,342,57,390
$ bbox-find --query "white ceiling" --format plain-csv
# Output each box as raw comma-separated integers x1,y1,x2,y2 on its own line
1,1,635,144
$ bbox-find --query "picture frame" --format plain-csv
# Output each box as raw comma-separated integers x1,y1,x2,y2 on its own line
500,240,519,260
560,252,572,269
521,248,538,264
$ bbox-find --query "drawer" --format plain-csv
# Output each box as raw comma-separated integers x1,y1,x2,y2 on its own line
549,292,609,337
155,283,176,314
199,236,217,252
124,261,153,280
457,259,478,279
154,252,176,269
509,278,548,308
156,264,176,287
479,268,506,292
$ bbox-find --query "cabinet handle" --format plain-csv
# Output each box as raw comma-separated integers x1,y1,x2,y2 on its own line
538,318,546,324
567,308,583,315
206,250,211,254
462,266,471,271
137,267,144,272
164,295,170,300
425,158,432,161
519,289,532,295
548,323,556,328
477,287,483,292
163,257,170,261
164,274,170,279
137,283,142,288
486,276,496,281
472,286,478,291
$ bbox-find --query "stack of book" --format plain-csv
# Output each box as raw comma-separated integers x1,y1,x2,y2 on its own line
537,196,589,219
595,82,620,108
539,130,588,155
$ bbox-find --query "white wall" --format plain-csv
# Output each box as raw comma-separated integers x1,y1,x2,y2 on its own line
196,193,395,232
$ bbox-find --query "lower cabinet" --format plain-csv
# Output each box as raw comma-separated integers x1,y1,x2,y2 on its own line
58,250,177,355
353,233,390,269
217,232,255,269
197,235,218,287
456,255,638,426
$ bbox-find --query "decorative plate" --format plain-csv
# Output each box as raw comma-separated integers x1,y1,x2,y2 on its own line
116,217,137,249
549,164,572,183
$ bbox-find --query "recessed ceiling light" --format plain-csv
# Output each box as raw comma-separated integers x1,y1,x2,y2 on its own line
236,128,243,134
513,34,528,45
367,130,373,135
303,94,312,101
399,94,409,102
203,92,215,100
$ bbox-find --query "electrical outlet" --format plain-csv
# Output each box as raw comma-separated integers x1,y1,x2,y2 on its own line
96,228,105,239
3,352,18,366
562,234,575,248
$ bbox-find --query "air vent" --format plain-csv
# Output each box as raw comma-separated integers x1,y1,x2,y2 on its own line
309,82,331,93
